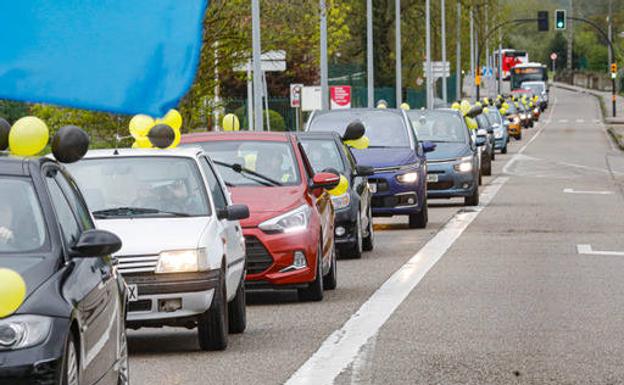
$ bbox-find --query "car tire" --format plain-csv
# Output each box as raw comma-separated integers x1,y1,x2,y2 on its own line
60,333,79,385
483,155,492,176
478,171,483,185
501,145,508,154
298,242,324,302
491,148,496,161
323,245,337,290
227,274,246,334
516,132,522,140
408,197,428,229
344,214,363,259
464,185,479,206
117,329,129,385
362,206,374,252
198,270,228,351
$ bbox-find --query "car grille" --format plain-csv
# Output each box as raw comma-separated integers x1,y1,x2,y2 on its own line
428,181,454,190
368,178,389,192
117,254,159,274
128,300,152,313
245,236,273,275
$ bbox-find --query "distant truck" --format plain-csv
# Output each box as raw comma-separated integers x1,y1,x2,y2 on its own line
495,49,529,80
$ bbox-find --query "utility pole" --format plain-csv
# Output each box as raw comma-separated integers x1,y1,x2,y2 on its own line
608,0,613,69
426,0,433,109
470,8,475,98
485,4,490,72
367,0,374,108
474,8,480,100
320,0,329,110
441,0,448,104
396,0,402,107
251,0,264,131
456,0,461,100
567,0,573,70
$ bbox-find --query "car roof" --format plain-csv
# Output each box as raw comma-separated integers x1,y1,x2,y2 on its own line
514,62,545,68
294,131,341,140
313,108,405,117
0,154,60,176
181,131,292,144
81,147,204,159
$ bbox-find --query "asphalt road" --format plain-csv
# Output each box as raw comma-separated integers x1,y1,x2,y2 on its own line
129,87,624,385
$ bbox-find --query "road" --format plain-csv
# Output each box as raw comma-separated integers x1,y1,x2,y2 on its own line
129,87,624,385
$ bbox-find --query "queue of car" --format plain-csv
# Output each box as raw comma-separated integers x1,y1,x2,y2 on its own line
0,79,547,384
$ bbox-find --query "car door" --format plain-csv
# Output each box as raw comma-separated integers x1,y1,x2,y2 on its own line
199,156,245,299
342,141,370,233
44,165,120,384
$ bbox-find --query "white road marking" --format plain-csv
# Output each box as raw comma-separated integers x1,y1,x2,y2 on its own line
576,119,585,123
563,188,614,195
557,161,624,176
577,244,624,257
559,119,569,123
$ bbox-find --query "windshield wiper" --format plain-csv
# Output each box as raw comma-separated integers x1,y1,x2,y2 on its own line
213,160,282,187
93,207,191,218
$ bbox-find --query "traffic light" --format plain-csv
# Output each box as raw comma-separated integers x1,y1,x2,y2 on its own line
537,11,549,32
555,10,566,30
611,63,617,73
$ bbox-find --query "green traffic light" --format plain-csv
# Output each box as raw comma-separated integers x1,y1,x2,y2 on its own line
557,22,563,28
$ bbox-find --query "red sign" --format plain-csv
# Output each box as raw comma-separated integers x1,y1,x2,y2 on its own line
550,52,558,61
330,86,352,110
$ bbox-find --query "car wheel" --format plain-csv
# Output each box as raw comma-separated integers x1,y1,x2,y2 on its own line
464,185,479,206
323,245,337,290
408,197,428,229
198,269,228,351
516,132,522,140
117,330,129,385
60,333,79,385
491,149,496,161
362,206,374,252
345,214,363,259
501,144,508,154
227,274,246,334
483,155,492,176
478,170,483,185
298,242,324,302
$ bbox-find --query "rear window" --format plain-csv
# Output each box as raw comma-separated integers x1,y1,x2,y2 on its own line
0,177,48,253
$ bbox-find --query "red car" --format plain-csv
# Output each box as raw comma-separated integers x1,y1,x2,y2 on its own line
181,132,339,301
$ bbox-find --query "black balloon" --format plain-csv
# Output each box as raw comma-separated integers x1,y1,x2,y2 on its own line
148,124,175,149
0,118,10,151
343,120,366,141
52,125,90,163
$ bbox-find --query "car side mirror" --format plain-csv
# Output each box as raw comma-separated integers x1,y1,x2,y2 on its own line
355,165,375,177
422,140,436,153
486,127,494,134
71,229,122,258
218,204,250,221
311,172,340,190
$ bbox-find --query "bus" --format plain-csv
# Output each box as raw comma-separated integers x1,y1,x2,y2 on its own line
495,49,529,80
510,63,548,90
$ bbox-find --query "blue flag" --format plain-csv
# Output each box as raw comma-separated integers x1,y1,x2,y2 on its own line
0,0,207,116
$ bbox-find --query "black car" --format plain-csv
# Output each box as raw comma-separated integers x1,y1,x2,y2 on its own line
0,155,127,385
297,131,375,259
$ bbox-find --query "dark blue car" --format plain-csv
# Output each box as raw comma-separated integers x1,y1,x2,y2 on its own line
307,108,434,228
408,109,481,206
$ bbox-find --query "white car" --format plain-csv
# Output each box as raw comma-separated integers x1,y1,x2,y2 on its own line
67,148,249,351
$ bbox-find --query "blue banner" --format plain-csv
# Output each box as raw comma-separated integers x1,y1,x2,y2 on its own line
0,0,207,116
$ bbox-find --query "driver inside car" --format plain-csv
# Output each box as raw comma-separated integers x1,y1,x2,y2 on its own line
255,150,292,183
0,203,15,246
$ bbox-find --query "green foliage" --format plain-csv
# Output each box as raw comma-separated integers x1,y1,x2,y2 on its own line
265,110,286,132
0,100,29,124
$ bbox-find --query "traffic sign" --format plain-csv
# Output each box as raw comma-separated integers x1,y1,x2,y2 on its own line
234,50,287,72
550,52,558,61
301,86,322,112
423,61,450,78
290,84,303,108
330,86,352,110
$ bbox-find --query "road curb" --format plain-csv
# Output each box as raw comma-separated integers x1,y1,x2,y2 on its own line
607,127,624,151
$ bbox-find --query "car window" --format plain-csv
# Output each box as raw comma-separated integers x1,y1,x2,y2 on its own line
67,156,211,218
300,138,346,174
55,171,94,230
408,111,468,144
0,177,48,254
201,157,228,210
46,172,81,247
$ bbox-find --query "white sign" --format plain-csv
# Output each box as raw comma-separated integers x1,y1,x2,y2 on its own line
302,86,322,112
234,50,287,72
423,61,450,78
290,84,303,108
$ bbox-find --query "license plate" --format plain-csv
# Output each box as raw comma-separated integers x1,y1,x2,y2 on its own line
127,284,139,302
368,182,377,193
427,174,439,183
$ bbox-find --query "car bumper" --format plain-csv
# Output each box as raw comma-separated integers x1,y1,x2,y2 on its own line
333,207,358,247
368,171,424,216
243,227,318,289
124,271,220,324
494,137,507,149
0,317,69,385
426,163,477,199
508,123,521,136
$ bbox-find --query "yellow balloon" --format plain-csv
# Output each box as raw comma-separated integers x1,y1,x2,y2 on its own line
168,127,181,149
132,136,152,149
9,116,49,156
400,103,411,111
465,117,478,130
451,102,461,110
162,109,183,130
0,268,27,318
377,104,387,109
129,114,154,139
328,175,349,196
460,100,472,115
223,113,240,131
344,136,369,150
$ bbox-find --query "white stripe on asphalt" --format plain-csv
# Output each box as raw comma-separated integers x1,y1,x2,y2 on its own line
563,188,614,195
577,244,624,257
285,98,557,385
576,119,585,123
559,119,569,123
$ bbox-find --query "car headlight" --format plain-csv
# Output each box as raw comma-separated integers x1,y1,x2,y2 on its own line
0,315,52,351
396,172,419,183
520,113,527,119
453,156,473,173
259,204,311,233
494,130,503,139
331,193,351,210
534,108,539,114
513,117,520,124
156,249,209,274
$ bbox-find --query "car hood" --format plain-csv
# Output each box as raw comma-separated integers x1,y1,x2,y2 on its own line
351,148,418,169
230,186,305,227
95,217,210,256
0,256,57,298
426,143,471,161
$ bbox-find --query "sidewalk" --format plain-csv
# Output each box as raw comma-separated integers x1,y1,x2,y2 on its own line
553,82,624,150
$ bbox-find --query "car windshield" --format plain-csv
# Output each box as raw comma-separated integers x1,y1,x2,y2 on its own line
487,110,502,125
300,139,346,173
308,111,410,148
408,111,467,143
194,141,300,187
67,157,211,218
476,114,491,129
0,178,47,253
523,83,545,94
